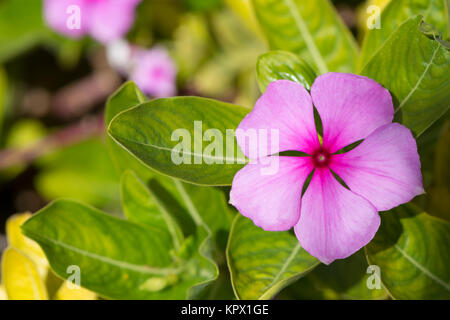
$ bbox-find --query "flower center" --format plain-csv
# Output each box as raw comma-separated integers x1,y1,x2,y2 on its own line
312,149,331,168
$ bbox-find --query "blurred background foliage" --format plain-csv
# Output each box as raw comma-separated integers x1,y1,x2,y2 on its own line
0,0,448,300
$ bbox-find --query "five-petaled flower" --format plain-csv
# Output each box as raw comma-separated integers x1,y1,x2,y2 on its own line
229,73,424,264
44,0,141,44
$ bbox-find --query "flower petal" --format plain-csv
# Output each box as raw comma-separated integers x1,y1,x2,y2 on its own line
230,156,314,231
236,80,319,159
130,47,177,98
88,0,141,44
330,123,424,211
44,0,89,38
294,168,380,264
311,73,394,153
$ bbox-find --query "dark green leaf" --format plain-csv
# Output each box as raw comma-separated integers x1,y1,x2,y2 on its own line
366,203,450,299
226,215,319,299
359,0,448,68
105,82,155,183
108,97,249,186
361,16,450,136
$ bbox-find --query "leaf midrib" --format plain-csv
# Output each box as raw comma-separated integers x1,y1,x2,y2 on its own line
24,231,180,276
262,242,302,293
395,44,440,113
113,135,246,164
283,0,329,74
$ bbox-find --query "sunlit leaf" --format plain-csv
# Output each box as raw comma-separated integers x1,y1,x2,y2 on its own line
256,50,316,92
22,199,181,300
252,0,358,73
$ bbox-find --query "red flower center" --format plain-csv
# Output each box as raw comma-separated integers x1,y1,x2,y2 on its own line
312,148,331,168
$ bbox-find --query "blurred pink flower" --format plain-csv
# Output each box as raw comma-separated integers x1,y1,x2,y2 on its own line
129,47,177,98
229,74,424,264
44,0,141,44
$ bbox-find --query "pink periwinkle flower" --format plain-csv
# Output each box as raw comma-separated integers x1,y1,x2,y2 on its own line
229,73,424,265
129,47,177,98
44,0,141,44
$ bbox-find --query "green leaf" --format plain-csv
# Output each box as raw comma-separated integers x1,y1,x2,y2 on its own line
0,0,49,63
108,96,249,186
226,215,319,300
120,170,185,251
21,199,190,300
366,203,450,299
171,181,234,236
256,50,316,92
105,82,155,183
287,250,388,300
120,171,224,298
359,0,448,68
147,179,222,298
105,82,147,126
251,0,358,74
361,16,450,137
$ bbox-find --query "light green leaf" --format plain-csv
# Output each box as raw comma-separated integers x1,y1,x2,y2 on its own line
361,16,450,136
108,97,248,186
120,172,223,298
366,203,450,299
256,50,316,92
251,0,358,74
226,215,319,300
21,199,189,300
359,0,448,68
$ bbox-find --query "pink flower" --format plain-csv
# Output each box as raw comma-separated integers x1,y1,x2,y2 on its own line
229,73,424,264
44,0,141,44
129,47,177,98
